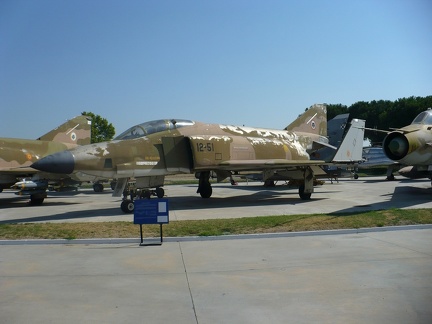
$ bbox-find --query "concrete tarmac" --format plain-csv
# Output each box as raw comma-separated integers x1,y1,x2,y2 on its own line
1,229,432,323
1,176,431,323
0,176,431,223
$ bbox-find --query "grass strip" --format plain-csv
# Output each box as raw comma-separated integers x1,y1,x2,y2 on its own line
0,208,431,240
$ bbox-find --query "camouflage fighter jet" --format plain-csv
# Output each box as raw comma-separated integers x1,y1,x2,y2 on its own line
381,108,432,182
363,108,432,181
32,104,362,213
0,115,92,204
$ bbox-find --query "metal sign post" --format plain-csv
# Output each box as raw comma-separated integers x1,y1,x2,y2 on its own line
133,198,169,246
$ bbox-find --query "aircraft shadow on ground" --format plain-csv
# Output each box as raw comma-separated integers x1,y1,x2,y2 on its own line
0,205,124,224
330,184,432,215
170,186,323,211
0,185,327,224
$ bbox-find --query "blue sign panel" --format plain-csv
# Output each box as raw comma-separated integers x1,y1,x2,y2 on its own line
134,199,169,224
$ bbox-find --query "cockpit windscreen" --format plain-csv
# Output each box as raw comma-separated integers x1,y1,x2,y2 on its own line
114,119,195,140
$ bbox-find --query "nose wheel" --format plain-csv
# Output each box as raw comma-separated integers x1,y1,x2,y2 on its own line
121,199,135,213
120,187,165,213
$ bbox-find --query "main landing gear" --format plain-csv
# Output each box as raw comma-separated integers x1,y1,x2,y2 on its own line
197,171,212,198
195,169,314,200
120,187,165,213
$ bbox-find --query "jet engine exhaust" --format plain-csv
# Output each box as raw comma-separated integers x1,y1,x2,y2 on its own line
383,132,409,161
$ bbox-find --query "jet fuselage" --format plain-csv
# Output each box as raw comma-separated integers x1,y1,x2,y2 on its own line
38,120,324,179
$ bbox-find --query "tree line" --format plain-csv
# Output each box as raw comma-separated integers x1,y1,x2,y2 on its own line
326,95,432,144
84,95,432,144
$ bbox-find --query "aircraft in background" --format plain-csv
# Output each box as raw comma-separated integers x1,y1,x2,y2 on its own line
357,146,399,180
382,108,432,181
32,104,364,213
315,117,365,181
364,108,432,182
0,115,92,204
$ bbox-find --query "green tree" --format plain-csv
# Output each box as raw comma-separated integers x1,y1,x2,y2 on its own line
81,111,115,143
326,104,348,120
326,95,432,144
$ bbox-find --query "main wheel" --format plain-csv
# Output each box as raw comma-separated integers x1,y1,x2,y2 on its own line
298,185,311,200
155,187,165,198
93,183,104,192
29,196,44,205
141,190,151,199
198,171,212,198
199,185,212,198
121,200,134,213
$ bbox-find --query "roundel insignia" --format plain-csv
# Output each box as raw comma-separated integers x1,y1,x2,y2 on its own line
70,132,77,141
26,153,32,161
311,121,316,129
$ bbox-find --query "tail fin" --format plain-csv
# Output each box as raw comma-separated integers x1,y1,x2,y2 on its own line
285,104,327,137
332,118,365,162
327,113,349,147
37,115,92,145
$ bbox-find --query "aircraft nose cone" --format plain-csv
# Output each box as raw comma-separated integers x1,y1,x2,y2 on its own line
31,150,75,174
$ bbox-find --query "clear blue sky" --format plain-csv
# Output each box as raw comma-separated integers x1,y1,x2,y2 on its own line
1,0,431,139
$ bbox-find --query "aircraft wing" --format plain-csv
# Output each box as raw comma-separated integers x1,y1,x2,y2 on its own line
212,159,326,172
311,141,337,151
365,124,422,135
0,166,37,174
364,127,390,134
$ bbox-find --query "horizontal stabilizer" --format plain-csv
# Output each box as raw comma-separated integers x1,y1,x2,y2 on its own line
311,141,337,151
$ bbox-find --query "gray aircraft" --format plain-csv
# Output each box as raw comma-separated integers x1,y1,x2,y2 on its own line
357,146,399,180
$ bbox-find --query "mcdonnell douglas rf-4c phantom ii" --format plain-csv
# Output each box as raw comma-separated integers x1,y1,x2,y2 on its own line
32,104,365,213
0,115,92,204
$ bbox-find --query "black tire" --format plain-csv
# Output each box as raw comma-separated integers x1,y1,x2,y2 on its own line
200,185,212,198
264,180,275,187
299,185,311,200
155,187,165,198
29,197,44,205
121,200,134,213
142,190,151,199
93,183,104,192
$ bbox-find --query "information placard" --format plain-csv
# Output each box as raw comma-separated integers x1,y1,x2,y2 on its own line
134,198,169,224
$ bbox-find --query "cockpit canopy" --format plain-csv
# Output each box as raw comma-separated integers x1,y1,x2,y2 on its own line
115,119,195,140
411,108,432,125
